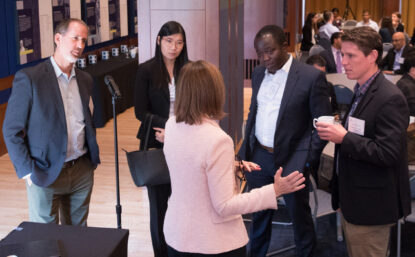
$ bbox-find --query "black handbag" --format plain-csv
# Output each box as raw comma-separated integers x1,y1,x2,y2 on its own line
125,115,170,187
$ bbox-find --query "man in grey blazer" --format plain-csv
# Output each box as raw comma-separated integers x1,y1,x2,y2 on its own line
3,18,100,225
239,25,331,257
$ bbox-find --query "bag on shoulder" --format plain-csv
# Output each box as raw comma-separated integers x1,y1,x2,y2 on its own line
124,114,170,187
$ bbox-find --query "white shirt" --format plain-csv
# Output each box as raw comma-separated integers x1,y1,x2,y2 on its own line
331,46,344,73
168,78,175,117
319,23,340,39
255,55,293,148
50,56,87,162
356,19,379,32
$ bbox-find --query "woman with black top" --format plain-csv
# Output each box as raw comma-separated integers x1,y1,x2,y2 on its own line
392,12,404,32
379,16,394,43
134,21,188,257
301,12,318,52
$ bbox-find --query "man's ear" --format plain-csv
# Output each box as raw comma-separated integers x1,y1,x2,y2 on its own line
54,33,61,48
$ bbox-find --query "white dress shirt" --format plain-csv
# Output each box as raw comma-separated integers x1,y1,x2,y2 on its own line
50,57,87,162
356,19,379,32
255,55,293,148
394,47,405,71
168,78,175,117
319,23,340,39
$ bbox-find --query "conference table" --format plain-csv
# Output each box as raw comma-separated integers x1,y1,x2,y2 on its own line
0,221,129,257
83,55,138,128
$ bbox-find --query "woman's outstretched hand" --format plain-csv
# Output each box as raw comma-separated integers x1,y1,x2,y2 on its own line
273,167,305,197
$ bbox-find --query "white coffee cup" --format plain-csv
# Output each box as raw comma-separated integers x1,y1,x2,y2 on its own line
112,47,119,56
88,54,97,64
120,45,128,53
313,116,337,128
101,51,110,60
77,58,86,68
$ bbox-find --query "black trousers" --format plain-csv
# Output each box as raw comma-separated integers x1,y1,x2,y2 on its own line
245,144,316,257
167,245,246,257
147,183,172,257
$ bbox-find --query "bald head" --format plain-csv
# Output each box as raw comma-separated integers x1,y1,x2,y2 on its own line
392,32,406,51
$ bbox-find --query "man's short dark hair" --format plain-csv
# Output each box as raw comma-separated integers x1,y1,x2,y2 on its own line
362,10,370,15
254,25,286,47
54,18,88,36
330,32,342,45
306,54,327,67
341,26,383,65
402,50,415,73
323,11,333,22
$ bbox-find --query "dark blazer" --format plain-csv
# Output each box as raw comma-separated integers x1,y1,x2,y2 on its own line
331,73,411,225
319,49,337,74
239,59,332,175
300,24,314,52
134,58,170,149
3,58,100,187
380,45,414,74
397,73,415,116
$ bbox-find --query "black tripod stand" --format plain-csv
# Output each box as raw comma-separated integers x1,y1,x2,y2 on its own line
343,0,356,20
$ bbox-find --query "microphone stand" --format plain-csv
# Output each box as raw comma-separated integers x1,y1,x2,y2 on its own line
111,91,122,229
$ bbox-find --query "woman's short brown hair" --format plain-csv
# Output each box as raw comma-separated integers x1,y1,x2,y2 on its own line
175,60,225,125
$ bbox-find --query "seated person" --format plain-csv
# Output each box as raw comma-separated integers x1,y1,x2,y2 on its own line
319,11,340,39
381,32,414,74
396,50,415,115
356,10,379,32
379,16,394,43
319,32,343,74
306,54,339,115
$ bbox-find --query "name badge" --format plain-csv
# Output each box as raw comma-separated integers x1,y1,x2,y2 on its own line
399,57,405,64
348,116,365,136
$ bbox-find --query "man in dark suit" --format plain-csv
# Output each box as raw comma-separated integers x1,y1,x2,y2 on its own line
239,25,331,257
319,32,343,74
316,27,411,257
3,18,100,225
381,31,414,74
397,51,415,115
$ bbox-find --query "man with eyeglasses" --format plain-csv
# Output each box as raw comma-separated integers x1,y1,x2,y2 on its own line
381,32,414,74
3,18,100,225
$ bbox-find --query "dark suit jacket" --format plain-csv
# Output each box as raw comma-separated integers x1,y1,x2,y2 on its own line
319,49,337,74
380,45,414,74
397,73,415,116
239,59,332,176
379,28,393,43
331,73,411,225
3,58,100,187
134,58,170,149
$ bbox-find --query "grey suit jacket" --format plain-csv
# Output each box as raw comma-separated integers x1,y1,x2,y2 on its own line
3,58,100,187
239,59,332,175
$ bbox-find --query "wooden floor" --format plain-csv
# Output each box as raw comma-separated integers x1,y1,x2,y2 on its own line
0,88,253,256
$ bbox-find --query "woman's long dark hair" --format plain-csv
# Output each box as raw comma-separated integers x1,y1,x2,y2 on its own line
154,21,189,89
381,16,394,37
304,12,317,32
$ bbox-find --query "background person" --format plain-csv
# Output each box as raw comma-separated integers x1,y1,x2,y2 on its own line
381,31,413,75
301,12,319,52
319,32,344,74
319,11,340,40
239,25,332,257
356,10,379,32
396,51,415,115
134,20,188,257
379,16,394,43
392,11,404,32
2,18,100,226
306,54,339,115
163,60,305,257
316,26,411,257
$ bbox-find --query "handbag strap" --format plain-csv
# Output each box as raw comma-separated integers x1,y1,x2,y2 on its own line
143,114,154,150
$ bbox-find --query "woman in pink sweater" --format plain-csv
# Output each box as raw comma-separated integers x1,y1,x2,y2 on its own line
162,60,305,257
